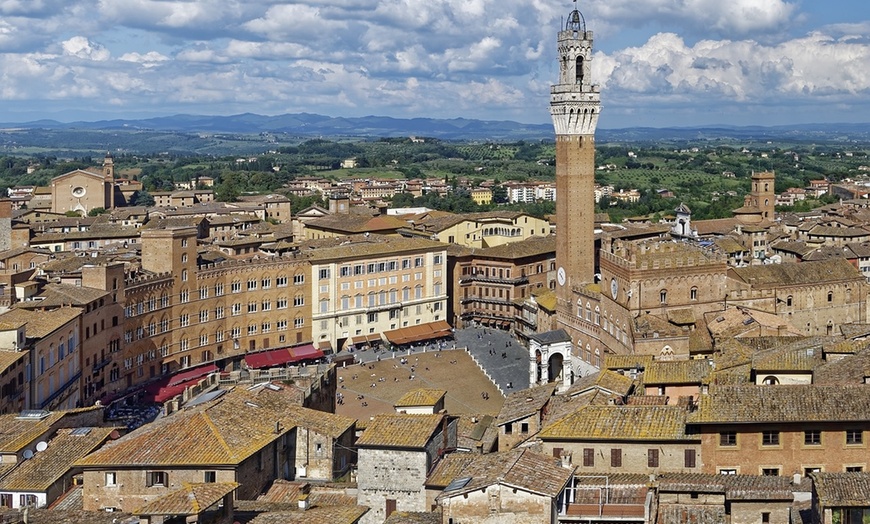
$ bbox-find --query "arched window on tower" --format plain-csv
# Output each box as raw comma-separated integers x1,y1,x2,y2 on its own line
575,56,584,84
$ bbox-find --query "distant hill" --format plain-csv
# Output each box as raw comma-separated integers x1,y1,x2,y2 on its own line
1,113,869,156
2,112,869,142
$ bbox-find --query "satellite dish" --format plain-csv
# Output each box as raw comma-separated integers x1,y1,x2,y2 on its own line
22,449,33,460
35,441,48,452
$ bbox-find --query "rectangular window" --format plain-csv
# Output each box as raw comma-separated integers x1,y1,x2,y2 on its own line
146,471,168,487
805,430,821,446
847,430,863,445
583,448,594,467
648,449,659,468
684,449,697,468
610,448,622,468
761,468,779,477
204,471,216,483
847,466,864,472
762,431,780,446
105,472,117,486
504,423,512,435
319,268,330,280
720,431,737,447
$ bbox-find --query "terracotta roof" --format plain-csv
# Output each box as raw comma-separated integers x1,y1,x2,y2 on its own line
811,472,870,506
305,213,408,234
134,482,238,515
565,369,634,397
656,473,794,500
465,235,555,260
0,349,27,374
540,406,696,442
729,259,862,287
426,452,477,488
604,354,655,370
384,512,442,524
356,413,445,449
643,359,712,385
813,347,870,385
496,384,556,426
437,449,572,499
301,235,444,262
78,384,352,467
247,506,369,524
751,347,821,372
0,427,116,492
17,283,109,308
0,508,134,524
395,388,446,408
0,307,82,338
0,411,66,453
690,385,870,424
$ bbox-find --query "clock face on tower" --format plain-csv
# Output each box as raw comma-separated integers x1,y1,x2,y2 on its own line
610,278,618,299
557,267,566,286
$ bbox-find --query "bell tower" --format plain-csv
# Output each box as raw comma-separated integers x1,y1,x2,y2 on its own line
552,1,600,308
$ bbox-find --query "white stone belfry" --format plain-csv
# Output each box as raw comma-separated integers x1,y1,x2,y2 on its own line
550,3,600,137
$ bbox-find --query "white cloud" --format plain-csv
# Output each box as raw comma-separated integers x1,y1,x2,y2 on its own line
61,36,110,61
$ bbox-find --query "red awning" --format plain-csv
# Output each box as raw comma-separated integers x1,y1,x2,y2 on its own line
168,363,218,387
288,344,324,362
244,348,293,369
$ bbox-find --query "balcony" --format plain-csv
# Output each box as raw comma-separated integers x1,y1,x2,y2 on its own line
459,274,528,286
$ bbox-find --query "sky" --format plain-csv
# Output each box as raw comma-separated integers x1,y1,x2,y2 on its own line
0,0,869,128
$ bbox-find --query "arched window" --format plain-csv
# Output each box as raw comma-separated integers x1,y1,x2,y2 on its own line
827,291,834,303
786,295,793,307
690,287,698,301
575,56,584,84
660,290,668,304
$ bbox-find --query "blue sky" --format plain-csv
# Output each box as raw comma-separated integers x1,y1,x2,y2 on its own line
0,0,868,129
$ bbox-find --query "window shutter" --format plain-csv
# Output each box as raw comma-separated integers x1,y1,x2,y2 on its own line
685,449,697,468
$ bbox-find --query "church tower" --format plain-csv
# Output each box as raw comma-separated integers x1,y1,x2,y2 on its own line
552,1,600,309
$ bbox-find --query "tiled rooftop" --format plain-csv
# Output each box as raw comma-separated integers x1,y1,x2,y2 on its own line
355,413,445,449
643,359,712,385
0,427,116,492
811,472,870,506
437,449,572,499
394,388,446,408
134,482,239,516
541,406,695,442
691,384,870,424
496,383,555,426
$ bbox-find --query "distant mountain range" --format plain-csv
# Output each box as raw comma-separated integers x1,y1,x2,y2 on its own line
2,112,870,143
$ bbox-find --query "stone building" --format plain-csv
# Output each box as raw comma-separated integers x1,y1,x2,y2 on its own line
539,405,702,475
304,235,447,353
50,154,116,215
449,235,555,330
690,384,870,476
76,383,354,512
436,449,573,524
726,258,867,337
356,413,458,524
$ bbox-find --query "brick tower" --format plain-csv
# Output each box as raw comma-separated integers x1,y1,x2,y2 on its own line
551,1,600,309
